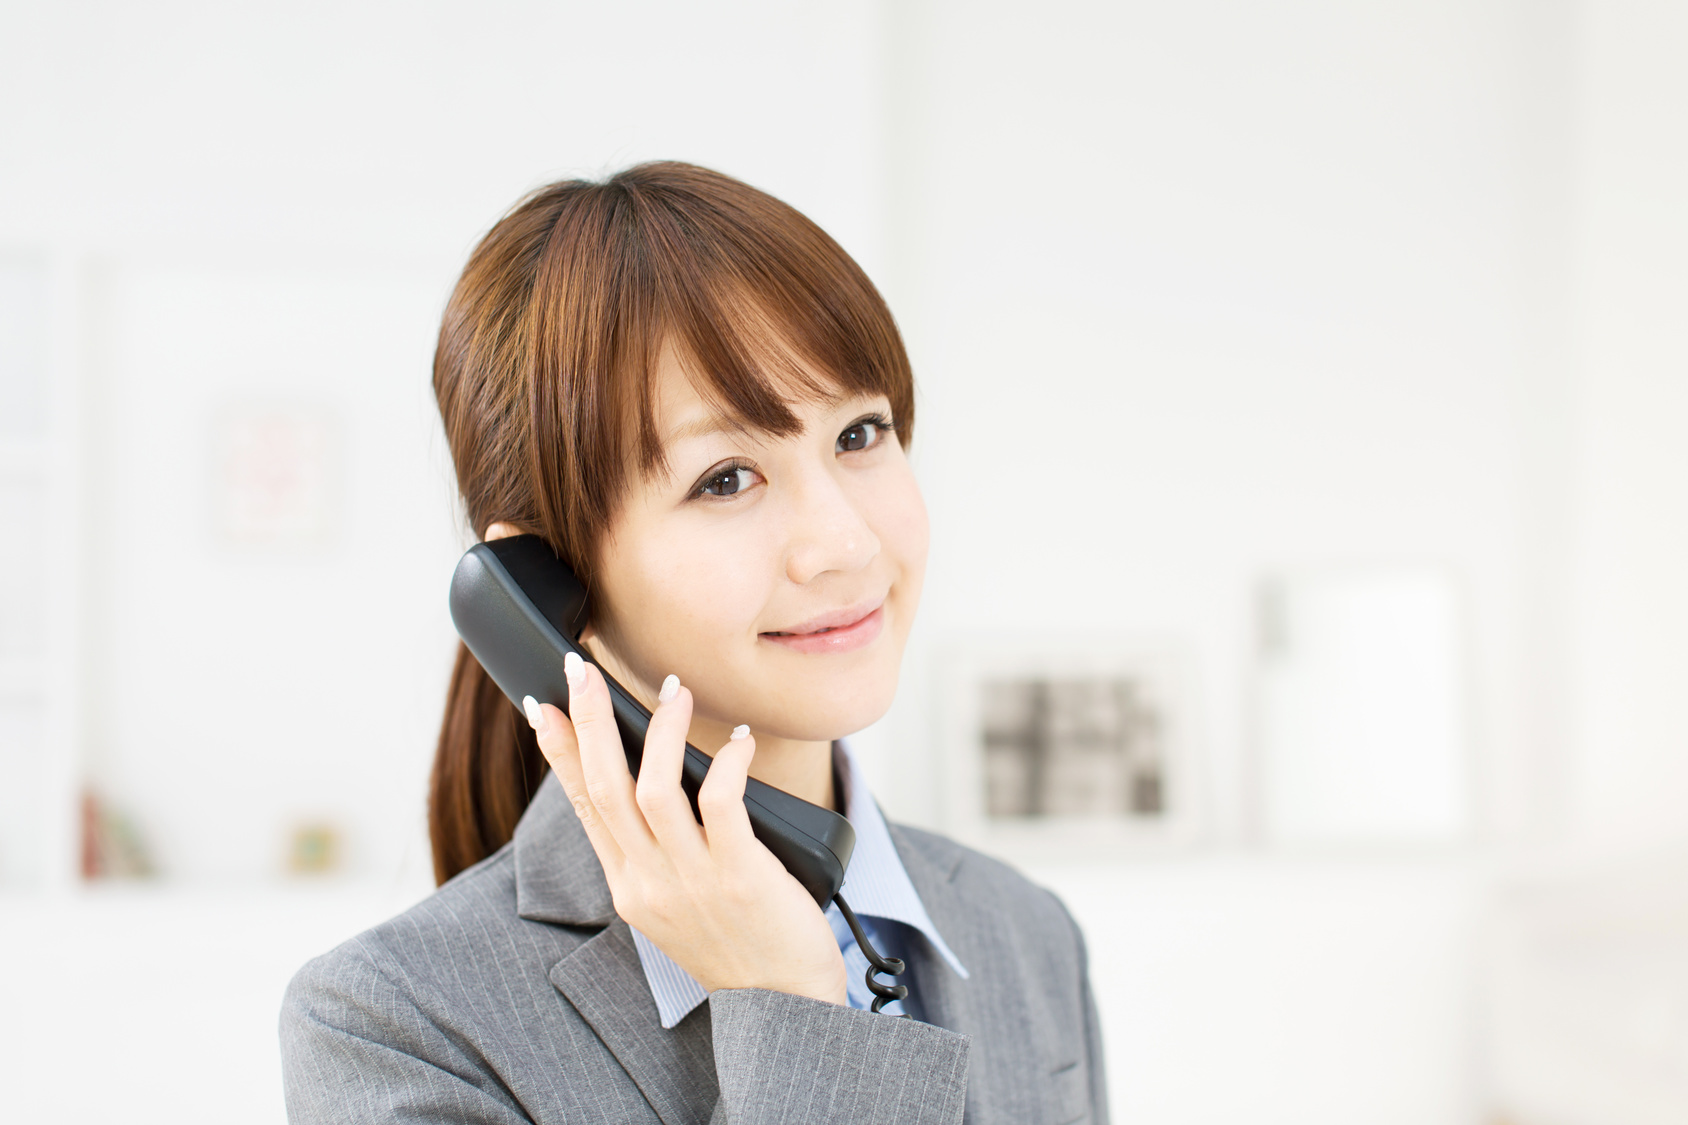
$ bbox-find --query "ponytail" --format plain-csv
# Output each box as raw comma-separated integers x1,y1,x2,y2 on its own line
428,642,548,884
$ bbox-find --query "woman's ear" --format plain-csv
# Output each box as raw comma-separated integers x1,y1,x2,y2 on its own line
484,521,522,541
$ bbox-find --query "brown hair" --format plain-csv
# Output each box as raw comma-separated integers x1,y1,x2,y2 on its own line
427,162,916,884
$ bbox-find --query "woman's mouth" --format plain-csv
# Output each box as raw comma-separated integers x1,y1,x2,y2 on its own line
759,601,885,655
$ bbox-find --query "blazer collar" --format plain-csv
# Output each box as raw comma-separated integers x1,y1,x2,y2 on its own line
885,822,968,914
885,824,978,1034
513,773,616,927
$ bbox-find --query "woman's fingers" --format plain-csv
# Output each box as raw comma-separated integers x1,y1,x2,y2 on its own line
525,697,625,871
697,726,759,859
561,653,657,854
636,676,708,861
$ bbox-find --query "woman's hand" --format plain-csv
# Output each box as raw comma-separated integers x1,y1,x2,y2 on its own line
524,652,848,1007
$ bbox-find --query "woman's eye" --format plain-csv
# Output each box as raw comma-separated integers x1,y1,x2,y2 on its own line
698,466,758,497
837,419,886,453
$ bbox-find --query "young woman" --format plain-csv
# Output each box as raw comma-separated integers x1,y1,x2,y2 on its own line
281,162,1107,1124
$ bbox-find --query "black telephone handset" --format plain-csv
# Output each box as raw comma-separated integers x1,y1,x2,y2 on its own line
448,534,858,907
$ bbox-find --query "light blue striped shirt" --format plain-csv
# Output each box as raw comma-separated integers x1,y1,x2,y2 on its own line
630,740,969,1028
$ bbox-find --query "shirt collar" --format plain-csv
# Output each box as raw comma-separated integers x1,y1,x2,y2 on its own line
630,739,968,1029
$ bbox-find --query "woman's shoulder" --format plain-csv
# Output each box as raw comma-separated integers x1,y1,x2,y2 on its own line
278,847,645,1121
285,843,585,1011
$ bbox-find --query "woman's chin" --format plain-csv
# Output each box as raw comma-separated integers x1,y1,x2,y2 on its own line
753,683,898,744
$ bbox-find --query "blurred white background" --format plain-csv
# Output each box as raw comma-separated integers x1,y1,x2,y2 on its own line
2,1,1686,1122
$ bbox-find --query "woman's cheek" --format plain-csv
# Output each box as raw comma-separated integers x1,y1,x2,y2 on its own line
878,469,930,592
646,535,770,658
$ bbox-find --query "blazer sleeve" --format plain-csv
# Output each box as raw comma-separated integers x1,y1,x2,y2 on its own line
706,989,971,1125
280,946,533,1125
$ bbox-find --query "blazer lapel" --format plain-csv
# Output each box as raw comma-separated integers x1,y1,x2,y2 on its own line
514,780,719,1125
514,777,616,928
549,921,719,1125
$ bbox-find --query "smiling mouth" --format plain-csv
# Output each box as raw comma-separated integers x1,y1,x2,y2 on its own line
765,620,861,637
759,601,886,654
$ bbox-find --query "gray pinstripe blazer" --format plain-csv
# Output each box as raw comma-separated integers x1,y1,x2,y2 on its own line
280,778,1108,1124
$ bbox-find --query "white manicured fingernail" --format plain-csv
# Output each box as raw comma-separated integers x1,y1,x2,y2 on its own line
658,674,679,704
564,651,584,689
730,724,750,741
522,695,544,731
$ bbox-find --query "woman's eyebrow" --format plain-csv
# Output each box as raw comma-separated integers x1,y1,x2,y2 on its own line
663,414,741,444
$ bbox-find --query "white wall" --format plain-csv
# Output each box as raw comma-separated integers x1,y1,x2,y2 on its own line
0,0,887,278
89,262,457,883
1565,0,1688,859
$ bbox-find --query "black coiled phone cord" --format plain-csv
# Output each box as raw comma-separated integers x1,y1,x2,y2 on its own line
832,892,909,1016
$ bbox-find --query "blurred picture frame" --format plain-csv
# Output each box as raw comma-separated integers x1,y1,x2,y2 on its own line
935,636,1201,858
209,399,341,549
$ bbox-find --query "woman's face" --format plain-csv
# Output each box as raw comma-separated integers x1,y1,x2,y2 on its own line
583,348,928,745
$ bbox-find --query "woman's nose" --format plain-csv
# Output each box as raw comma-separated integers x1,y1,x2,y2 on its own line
782,471,881,585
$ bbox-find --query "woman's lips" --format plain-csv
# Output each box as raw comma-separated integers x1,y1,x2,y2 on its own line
759,603,885,655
